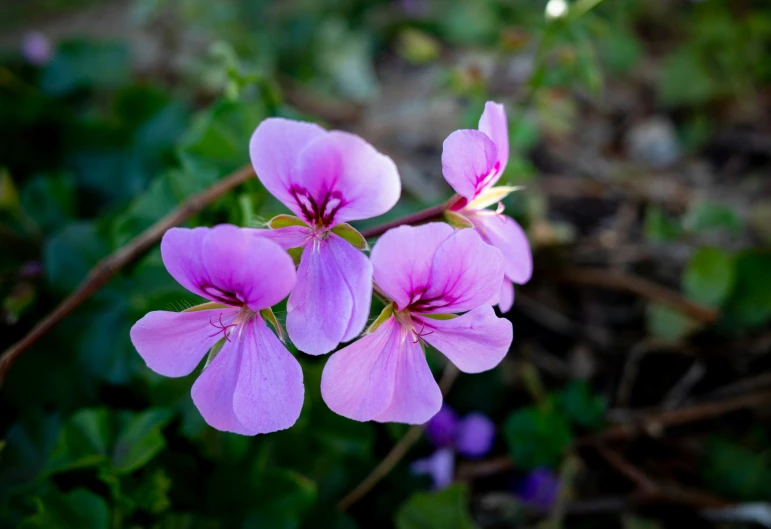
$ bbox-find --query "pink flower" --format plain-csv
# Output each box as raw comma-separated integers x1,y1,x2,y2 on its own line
321,223,513,424
249,118,401,355
441,101,533,313
130,225,303,435
21,32,52,66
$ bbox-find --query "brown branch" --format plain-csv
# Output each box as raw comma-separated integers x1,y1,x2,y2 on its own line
552,267,719,323
337,365,459,511
359,195,458,239
0,164,257,385
581,389,771,444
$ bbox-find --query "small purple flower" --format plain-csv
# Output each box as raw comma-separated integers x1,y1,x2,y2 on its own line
411,448,455,489
21,32,52,66
518,468,560,511
425,405,460,447
249,118,401,356
130,225,303,435
321,223,512,424
455,413,495,458
442,101,533,313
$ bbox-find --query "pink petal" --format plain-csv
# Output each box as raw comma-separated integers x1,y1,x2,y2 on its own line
232,316,304,434
321,317,401,421
130,308,238,377
161,226,296,311
498,279,515,313
327,234,373,342
286,234,372,355
249,118,326,216
247,226,311,250
416,305,512,373
441,129,498,201
370,223,454,310
421,228,505,314
294,131,401,225
191,316,303,435
190,325,252,435
373,333,442,424
478,101,509,187
160,227,214,300
471,213,532,285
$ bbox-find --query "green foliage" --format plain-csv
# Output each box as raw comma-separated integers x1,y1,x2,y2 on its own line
42,40,130,95
396,485,478,529
646,304,700,343
702,437,771,501
683,246,735,308
19,488,110,529
503,403,573,470
721,251,771,331
556,380,607,430
683,200,743,236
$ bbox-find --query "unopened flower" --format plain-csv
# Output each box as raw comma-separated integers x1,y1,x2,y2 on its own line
250,118,400,355
411,448,455,489
414,406,496,488
518,468,560,511
441,101,533,312
130,225,303,435
21,32,52,66
455,412,495,458
321,223,512,424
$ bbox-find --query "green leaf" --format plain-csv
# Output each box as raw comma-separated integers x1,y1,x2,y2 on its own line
702,437,771,501
644,206,681,243
683,201,743,236
331,223,368,250
646,303,701,343
47,408,112,475
0,413,61,494
112,408,173,474
43,222,109,293
395,484,478,529
683,247,735,308
658,48,718,106
557,381,607,430
19,173,76,234
19,488,109,529
503,404,572,470
246,468,318,529
0,169,20,211
41,40,130,95
178,98,266,177
260,306,285,342
722,251,771,330
132,468,172,515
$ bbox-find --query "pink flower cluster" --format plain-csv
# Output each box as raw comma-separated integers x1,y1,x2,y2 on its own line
131,102,532,435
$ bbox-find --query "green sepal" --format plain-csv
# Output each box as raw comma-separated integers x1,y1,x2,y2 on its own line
444,210,474,229
268,214,308,230
184,301,230,312
204,339,226,368
419,312,458,320
288,247,304,265
331,223,368,250
260,307,285,342
365,303,394,334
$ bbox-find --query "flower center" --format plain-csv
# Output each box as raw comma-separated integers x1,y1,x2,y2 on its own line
394,309,434,344
208,305,255,342
290,186,346,228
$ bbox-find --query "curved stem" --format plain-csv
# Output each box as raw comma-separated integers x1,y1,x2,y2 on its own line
360,195,458,239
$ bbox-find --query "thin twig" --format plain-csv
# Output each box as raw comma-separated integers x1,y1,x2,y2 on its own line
359,195,458,239
581,389,771,444
551,267,719,323
595,445,658,495
0,164,257,385
337,365,459,511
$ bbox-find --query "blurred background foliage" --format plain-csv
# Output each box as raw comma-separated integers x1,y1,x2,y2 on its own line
1,0,771,527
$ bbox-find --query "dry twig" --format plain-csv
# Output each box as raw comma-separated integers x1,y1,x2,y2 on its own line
0,165,257,384
337,365,459,511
